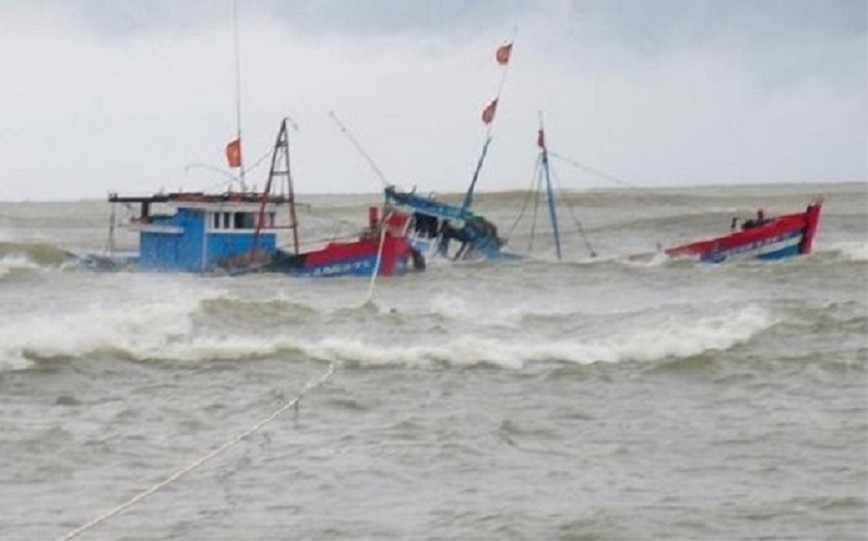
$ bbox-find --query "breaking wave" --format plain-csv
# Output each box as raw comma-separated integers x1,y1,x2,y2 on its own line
303,304,773,368
0,298,774,371
820,241,868,262
0,241,72,266
0,254,44,280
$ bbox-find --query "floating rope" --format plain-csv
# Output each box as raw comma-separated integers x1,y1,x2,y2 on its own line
58,363,336,541
366,212,391,303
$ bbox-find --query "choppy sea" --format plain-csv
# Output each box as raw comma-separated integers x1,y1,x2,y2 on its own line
0,181,866,540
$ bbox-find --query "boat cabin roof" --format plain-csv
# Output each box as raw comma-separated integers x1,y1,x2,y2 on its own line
108,191,291,205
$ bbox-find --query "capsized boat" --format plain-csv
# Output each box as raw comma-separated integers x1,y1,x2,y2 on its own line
383,41,517,262
647,201,823,263
384,186,511,261
94,119,423,277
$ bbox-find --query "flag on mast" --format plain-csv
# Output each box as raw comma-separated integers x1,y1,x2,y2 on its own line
481,99,498,125
496,42,513,65
225,138,242,168
537,129,546,150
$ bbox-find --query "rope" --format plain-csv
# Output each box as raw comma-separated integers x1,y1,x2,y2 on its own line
505,155,541,236
366,212,391,303
549,152,711,215
329,111,391,188
58,363,337,541
527,171,544,253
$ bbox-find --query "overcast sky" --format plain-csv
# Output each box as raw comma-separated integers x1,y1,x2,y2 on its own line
0,0,865,201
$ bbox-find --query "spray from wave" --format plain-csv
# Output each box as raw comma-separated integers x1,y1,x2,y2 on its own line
0,294,774,371
302,304,774,368
820,241,868,262
0,241,73,266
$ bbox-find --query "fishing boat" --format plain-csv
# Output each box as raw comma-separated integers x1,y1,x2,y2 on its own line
384,186,511,261
85,3,421,278
383,41,517,262
96,119,422,277
522,120,821,265
655,201,823,263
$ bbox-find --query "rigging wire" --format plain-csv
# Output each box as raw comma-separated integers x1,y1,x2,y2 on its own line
549,161,597,258
189,147,272,194
57,363,337,541
549,152,710,215
328,111,391,189
505,155,542,236
527,169,544,254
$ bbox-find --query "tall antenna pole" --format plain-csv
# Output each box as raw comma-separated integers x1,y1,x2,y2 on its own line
232,0,247,191
538,111,562,260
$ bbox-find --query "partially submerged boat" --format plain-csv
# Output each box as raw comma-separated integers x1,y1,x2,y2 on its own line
383,41,517,262
528,125,822,265
95,119,422,277
384,186,510,261
659,201,823,263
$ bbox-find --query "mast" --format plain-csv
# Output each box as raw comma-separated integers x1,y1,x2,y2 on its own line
538,112,562,260
232,0,247,191
252,119,299,256
460,40,514,213
461,136,492,213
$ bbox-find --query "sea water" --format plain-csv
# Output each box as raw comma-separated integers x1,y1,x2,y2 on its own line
0,182,865,539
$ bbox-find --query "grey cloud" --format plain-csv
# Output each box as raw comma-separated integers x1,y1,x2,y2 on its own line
30,0,868,44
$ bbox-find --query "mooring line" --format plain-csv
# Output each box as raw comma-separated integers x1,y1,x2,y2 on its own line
366,211,391,304
58,363,336,541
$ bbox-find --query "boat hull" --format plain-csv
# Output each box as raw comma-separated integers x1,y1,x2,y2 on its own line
264,236,419,277
664,201,822,263
100,192,422,278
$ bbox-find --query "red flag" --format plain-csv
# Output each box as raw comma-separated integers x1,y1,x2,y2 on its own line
225,138,242,168
481,99,498,125
496,42,513,65
537,129,546,150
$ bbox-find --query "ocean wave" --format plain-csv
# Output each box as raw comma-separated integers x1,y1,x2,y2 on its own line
0,295,775,371
0,241,72,266
197,297,319,325
0,254,44,280
819,241,868,262
0,292,200,369
302,305,772,368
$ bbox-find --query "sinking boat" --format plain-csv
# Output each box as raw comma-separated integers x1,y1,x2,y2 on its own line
93,119,422,277
527,125,821,265
658,201,823,263
383,41,517,262
384,186,511,261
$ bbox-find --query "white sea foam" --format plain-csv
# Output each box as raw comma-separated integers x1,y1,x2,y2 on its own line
0,291,774,371
299,304,774,368
0,291,201,367
822,241,868,262
0,254,41,278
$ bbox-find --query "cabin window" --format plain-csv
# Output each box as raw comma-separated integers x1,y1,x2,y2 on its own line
233,212,256,229
212,213,220,229
223,213,231,229
268,212,275,227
